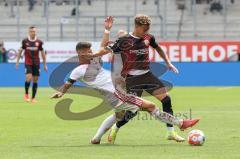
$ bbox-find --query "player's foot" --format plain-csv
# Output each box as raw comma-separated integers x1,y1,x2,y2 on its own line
108,124,119,144
90,138,100,144
180,118,200,131
31,98,37,103
24,94,30,102
166,131,185,142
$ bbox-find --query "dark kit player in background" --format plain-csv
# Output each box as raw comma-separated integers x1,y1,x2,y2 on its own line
16,26,47,103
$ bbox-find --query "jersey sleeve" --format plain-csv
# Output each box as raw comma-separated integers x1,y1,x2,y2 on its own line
149,35,159,49
69,65,87,81
105,39,122,54
21,40,26,49
39,41,43,51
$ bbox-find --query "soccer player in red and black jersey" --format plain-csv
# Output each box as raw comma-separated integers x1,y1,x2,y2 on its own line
16,26,47,103
86,14,186,143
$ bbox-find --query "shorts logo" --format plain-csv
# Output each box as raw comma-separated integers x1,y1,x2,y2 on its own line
129,91,137,96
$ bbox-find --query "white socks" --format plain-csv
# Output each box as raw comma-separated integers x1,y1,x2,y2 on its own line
151,108,182,127
167,126,175,132
92,114,116,141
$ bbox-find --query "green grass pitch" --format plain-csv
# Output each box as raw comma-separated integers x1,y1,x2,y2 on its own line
0,87,240,159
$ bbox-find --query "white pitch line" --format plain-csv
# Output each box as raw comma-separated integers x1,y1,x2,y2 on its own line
217,87,233,91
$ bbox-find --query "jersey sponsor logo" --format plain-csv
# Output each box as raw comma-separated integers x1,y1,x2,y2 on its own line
26,46,38,51
129,48,149,55
35,42,39,47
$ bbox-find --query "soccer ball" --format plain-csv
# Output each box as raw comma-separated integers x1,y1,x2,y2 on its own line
187,129,205,146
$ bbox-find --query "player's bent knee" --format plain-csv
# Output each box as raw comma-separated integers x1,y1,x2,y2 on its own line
32,77,39,83
147,103,156,112
26,75,32,82
141,100,156,113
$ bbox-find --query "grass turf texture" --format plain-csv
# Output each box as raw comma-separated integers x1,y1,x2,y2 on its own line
0,87,240,159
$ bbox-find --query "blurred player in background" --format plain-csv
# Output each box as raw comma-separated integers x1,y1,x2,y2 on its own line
16,26,48,103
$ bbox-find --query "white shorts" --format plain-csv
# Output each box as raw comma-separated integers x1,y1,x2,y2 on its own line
77,67,141,113
114,89,143,107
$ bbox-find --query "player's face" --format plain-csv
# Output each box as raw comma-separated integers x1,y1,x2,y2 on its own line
77,48,93,60
29,28,37,39
135,25,150,37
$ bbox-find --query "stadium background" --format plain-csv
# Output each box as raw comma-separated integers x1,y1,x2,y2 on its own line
0,0,239,87
0,1,240,159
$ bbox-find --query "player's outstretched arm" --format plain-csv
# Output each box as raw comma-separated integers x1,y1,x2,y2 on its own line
15,48,23,69
100,16,114,48
51,81,73,99
155,46,179,74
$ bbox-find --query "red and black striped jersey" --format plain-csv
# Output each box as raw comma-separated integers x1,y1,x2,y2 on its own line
107,33,159,77
21,37,43,65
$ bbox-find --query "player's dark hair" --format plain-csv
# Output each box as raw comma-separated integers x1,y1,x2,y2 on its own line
76,42,92,51
29,26,36,29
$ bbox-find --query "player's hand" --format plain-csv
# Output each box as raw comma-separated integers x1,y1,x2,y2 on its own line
167,63,179,74
15,63,19,69
51,92,64,99
44,65,48,72
104,16,114,31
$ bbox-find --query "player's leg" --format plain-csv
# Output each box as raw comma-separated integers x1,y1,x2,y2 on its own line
31,76,38,103
112,93,141,130
108,102,140,144
91,110,127,144
108,96,199,144
146,72,185,142
139,98,199,131
31,65,40,103
151,88,184,141
24,65,32,102
110,76,143,130
91,113,117,144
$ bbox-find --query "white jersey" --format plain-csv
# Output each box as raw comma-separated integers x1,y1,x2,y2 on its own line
69,57,114,93
69,57,141,113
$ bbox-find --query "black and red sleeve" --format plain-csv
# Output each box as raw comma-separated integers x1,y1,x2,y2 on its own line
105,38,123,54
149,35,159,49
39,40,44,51
21,39,26,50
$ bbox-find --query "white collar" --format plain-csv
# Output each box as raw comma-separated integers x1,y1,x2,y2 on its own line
28,36,37,42
129,32,140,39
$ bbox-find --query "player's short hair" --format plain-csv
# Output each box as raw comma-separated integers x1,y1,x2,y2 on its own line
76,42,92,51
29,26,36,30
134,14,151,26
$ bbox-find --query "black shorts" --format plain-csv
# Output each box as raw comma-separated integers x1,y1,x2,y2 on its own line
126,71,165,96
25,65,40,76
